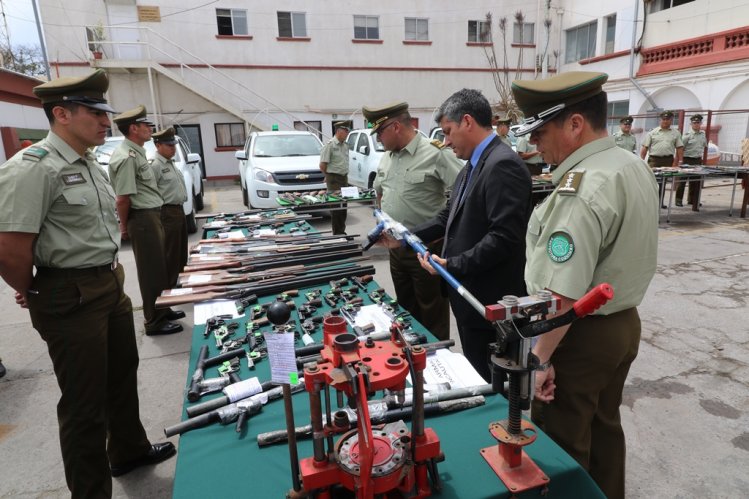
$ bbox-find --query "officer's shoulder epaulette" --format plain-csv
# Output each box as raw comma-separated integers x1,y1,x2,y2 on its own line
148,158,154,165
128,149,136,158
430,139,446,150
557,169,585,196
22,146,50,162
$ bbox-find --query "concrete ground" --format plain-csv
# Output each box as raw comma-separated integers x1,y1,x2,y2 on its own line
0,176,747,498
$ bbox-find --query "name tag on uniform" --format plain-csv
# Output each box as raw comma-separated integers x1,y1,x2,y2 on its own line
62,173,87,185
162,167,171,174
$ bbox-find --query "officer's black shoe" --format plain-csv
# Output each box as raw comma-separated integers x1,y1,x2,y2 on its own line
661,204,668,209
111,442,176,477
166,309,186,321
145,322,183,336
0,359,6,378
675,201,683,207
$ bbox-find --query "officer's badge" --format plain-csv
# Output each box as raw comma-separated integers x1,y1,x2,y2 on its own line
547,232,574,263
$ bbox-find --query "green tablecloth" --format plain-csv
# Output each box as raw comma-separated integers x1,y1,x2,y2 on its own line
171,281,604,498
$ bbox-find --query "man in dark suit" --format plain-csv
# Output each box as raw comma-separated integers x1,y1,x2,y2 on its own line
414,88,533,381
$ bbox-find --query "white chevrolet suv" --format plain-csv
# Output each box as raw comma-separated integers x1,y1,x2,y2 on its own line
236,131,325,209
347,128,427,189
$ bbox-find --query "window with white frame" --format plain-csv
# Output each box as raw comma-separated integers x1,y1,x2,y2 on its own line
513,22,534,44
648,0,695,13
278,11,307,38
216,9,248,36
468,20,491,43
354,15,379,40
565,21,597,63
405,18,429,41
607,100,630,134
604,14,616,54
215,123,246,148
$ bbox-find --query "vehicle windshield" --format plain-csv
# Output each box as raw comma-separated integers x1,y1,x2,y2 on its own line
253,135,322,158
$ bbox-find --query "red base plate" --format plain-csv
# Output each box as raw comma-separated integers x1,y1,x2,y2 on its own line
480,445,550,495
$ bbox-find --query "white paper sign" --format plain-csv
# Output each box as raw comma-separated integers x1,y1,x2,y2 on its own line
421,349,487,388
340,186,360,199
186,274,212,284
354,304,392,334
193,300,242,325
162,287,193,296
218,230,247,240
264,331,298,384
254,229,276,237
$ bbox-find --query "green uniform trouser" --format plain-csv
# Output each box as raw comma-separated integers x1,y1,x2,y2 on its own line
161,204,188,289
29,264,150,498
389,240,450,341
675,156,702,206
648,155,674,205
531,307,640,499
325,172,348,235
128,208,170,330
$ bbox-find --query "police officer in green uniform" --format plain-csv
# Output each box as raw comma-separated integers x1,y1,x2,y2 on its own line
512,71,659,499
0,70,175,498
516,132,544,175
613,116,637,153
109,105,183,335
676,113,707,209
151,127,188,288
495,113,513,148
367,102,462,341
641,110,684,208
319,121,350,234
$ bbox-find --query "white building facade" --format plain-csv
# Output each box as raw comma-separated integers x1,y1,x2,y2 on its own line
37,0,749,177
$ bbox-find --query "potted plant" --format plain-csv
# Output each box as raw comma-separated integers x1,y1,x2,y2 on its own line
91,21,105,59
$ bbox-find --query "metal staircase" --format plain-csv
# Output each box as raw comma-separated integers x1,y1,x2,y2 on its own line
90,26,306,132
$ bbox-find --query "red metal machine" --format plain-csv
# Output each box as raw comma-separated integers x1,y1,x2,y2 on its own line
290,315,441,498
480,284,614,495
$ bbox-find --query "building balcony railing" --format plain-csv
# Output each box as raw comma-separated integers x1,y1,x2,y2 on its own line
638,26,749,76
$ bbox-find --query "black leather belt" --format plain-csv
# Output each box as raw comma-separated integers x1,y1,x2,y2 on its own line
37,256,119,276
650,155,674,159
130,207,162,212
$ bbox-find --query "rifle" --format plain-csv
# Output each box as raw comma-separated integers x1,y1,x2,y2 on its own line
256,395,486,447
185,242,362,271
183,247,363,274
156,264,376,308
177,257,370,288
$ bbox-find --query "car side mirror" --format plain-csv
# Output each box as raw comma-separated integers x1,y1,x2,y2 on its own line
187,153,201,164
235,150,247,160
358,145,369,155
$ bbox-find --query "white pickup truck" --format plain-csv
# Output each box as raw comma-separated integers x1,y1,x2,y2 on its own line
346,128,428,189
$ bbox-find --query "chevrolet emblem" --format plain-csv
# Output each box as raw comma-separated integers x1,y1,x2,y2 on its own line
296,174,309,180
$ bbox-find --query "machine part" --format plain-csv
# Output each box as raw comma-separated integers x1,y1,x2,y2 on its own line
337,421,408,477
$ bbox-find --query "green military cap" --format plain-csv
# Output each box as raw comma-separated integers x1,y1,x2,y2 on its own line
152,127,176,144
113,104,154,126
32,69,116,113
362,102,409,132
659,110,674,119
495,113,512,125
333,121,350,131
690,113,703,123
620,116,633,125
511,71,608,136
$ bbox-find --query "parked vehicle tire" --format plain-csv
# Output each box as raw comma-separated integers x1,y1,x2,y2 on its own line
186,209,197,234
194,182,204,211
242,183,249,207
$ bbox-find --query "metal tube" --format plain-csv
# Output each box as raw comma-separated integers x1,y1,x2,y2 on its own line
412,369,425,439
283,384,302,492
324,384,334,456
309,383,326,463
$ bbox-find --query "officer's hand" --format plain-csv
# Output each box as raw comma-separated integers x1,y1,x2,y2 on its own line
376,232,401,249
120,226,129,240
14,291,28,309
534,365,556,403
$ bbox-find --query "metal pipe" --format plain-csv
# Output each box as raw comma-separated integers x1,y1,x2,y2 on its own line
309,383,326,463
629,0,658,110
283,384,302,492
31,0,51,80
